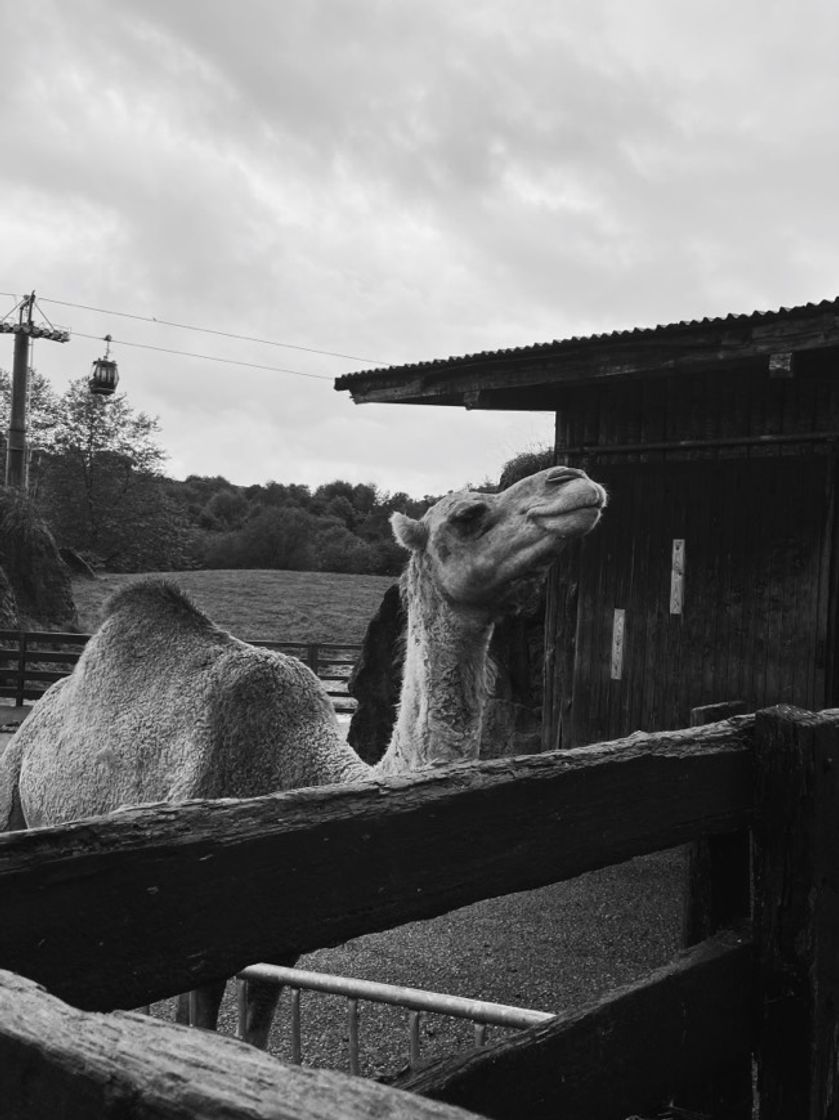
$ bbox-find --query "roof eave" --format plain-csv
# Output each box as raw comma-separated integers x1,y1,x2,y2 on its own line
336,303,839,407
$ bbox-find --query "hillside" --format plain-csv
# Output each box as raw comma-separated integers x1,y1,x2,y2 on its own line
71,569,397,644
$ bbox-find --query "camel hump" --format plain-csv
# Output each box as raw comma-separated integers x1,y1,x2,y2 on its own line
103,579,222,637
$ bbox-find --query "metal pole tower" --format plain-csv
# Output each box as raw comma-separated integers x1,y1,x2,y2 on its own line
1,291,70,490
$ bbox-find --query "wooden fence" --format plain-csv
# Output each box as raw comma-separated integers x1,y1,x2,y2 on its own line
0,630,362,711
0,705,837,1117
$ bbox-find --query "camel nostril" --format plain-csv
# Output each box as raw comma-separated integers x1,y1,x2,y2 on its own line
546,466,584,485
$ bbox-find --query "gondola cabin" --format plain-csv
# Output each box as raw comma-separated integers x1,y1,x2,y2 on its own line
89,336,119,396
336,298,839,747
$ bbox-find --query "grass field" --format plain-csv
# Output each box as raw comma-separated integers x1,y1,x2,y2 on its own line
71,569,397,644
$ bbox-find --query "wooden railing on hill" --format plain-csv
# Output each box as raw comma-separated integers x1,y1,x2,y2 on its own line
1,705,837,1117
0,630,362,711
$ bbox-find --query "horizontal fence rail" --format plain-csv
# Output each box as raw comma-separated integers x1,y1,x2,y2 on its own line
0,968,473,1120
2,707,837,1118
0,631,88,707
235,964,555,1074
0,715,754,1011
395,930,754,1118
0,630,361,711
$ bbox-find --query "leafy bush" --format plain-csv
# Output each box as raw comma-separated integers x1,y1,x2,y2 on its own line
0,487,77,627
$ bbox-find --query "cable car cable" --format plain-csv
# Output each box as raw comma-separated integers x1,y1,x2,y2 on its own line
37,296,386,366
73,331,334,381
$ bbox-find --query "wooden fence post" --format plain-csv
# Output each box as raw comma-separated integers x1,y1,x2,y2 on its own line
753,705,839,1118
684,700,751,945
680,700,752,1119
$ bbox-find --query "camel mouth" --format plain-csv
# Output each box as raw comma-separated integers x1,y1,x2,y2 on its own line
528,475,607,521
528,493,606,522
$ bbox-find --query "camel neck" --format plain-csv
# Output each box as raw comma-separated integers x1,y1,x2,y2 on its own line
375,586,493,776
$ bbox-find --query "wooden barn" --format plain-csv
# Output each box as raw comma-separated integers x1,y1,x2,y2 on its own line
336,297,839,748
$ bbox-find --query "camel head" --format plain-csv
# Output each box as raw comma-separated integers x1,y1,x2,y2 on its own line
391,466,606,612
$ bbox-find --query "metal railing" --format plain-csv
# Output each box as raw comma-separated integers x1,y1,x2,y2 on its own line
235,964,555,1075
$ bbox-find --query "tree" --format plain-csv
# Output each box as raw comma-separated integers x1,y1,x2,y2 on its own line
199,487,248,531
51,377,164,473
0,367,62,494
203,507,320,571
179,475,239,519
0,367,62,452
248,480,312,509
315,522,379,574
36,378,188,570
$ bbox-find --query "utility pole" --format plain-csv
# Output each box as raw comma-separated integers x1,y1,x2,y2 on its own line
1,291,70,490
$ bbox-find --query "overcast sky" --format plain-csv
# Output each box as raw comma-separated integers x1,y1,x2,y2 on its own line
3,0,839,497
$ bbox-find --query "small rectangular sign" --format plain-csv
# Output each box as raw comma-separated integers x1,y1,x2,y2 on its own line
670,539,685,615
611,608,626,680
768,351,794,379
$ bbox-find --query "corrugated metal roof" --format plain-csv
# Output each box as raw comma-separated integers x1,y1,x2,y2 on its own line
335,296,839,388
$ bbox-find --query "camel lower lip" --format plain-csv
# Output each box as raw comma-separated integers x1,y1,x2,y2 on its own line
530,500,602,519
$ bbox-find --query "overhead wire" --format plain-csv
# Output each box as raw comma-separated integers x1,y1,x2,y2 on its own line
72,331,334,381
37,296,386,366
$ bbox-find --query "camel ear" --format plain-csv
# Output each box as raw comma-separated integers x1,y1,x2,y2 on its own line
390,511,429,552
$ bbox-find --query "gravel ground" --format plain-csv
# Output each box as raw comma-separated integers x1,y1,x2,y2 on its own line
146,847,686,1081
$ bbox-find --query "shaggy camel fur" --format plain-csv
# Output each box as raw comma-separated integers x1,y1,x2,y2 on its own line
0,464,606,1046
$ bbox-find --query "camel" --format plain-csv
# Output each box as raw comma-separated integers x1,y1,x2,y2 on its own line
0,464,606,1047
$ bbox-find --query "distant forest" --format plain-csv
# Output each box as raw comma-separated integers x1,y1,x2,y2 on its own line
162,474,438,575
0,368,551,575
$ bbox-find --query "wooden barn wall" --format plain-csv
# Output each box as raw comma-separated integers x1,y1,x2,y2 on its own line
544,357,839,748
553,348,839,457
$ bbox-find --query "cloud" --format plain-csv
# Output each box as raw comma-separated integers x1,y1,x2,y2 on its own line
1,0,838,495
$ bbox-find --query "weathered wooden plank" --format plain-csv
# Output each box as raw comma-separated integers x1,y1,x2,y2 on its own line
557,430,839,458
683,700,751,945
394,932,753,1120
753,705,839,1118
622,471,646,735
565,441,608,740
681,701,752,1119
662,467,687,731
629,467,658,733
717,458,747,704
0,969,478,1120
0,720,754,1011
646,464,672,733
2,668,68,684
540,546,579,751
603,462,635,740
824,455,839,710
0,649,82,666
812,453,835,709
0,630,89,643
782,459,823,709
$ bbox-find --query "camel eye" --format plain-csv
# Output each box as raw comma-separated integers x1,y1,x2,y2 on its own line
451,503,489,530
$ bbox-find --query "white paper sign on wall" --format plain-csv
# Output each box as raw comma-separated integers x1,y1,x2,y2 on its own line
611,608,626,681
670,539,685,615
